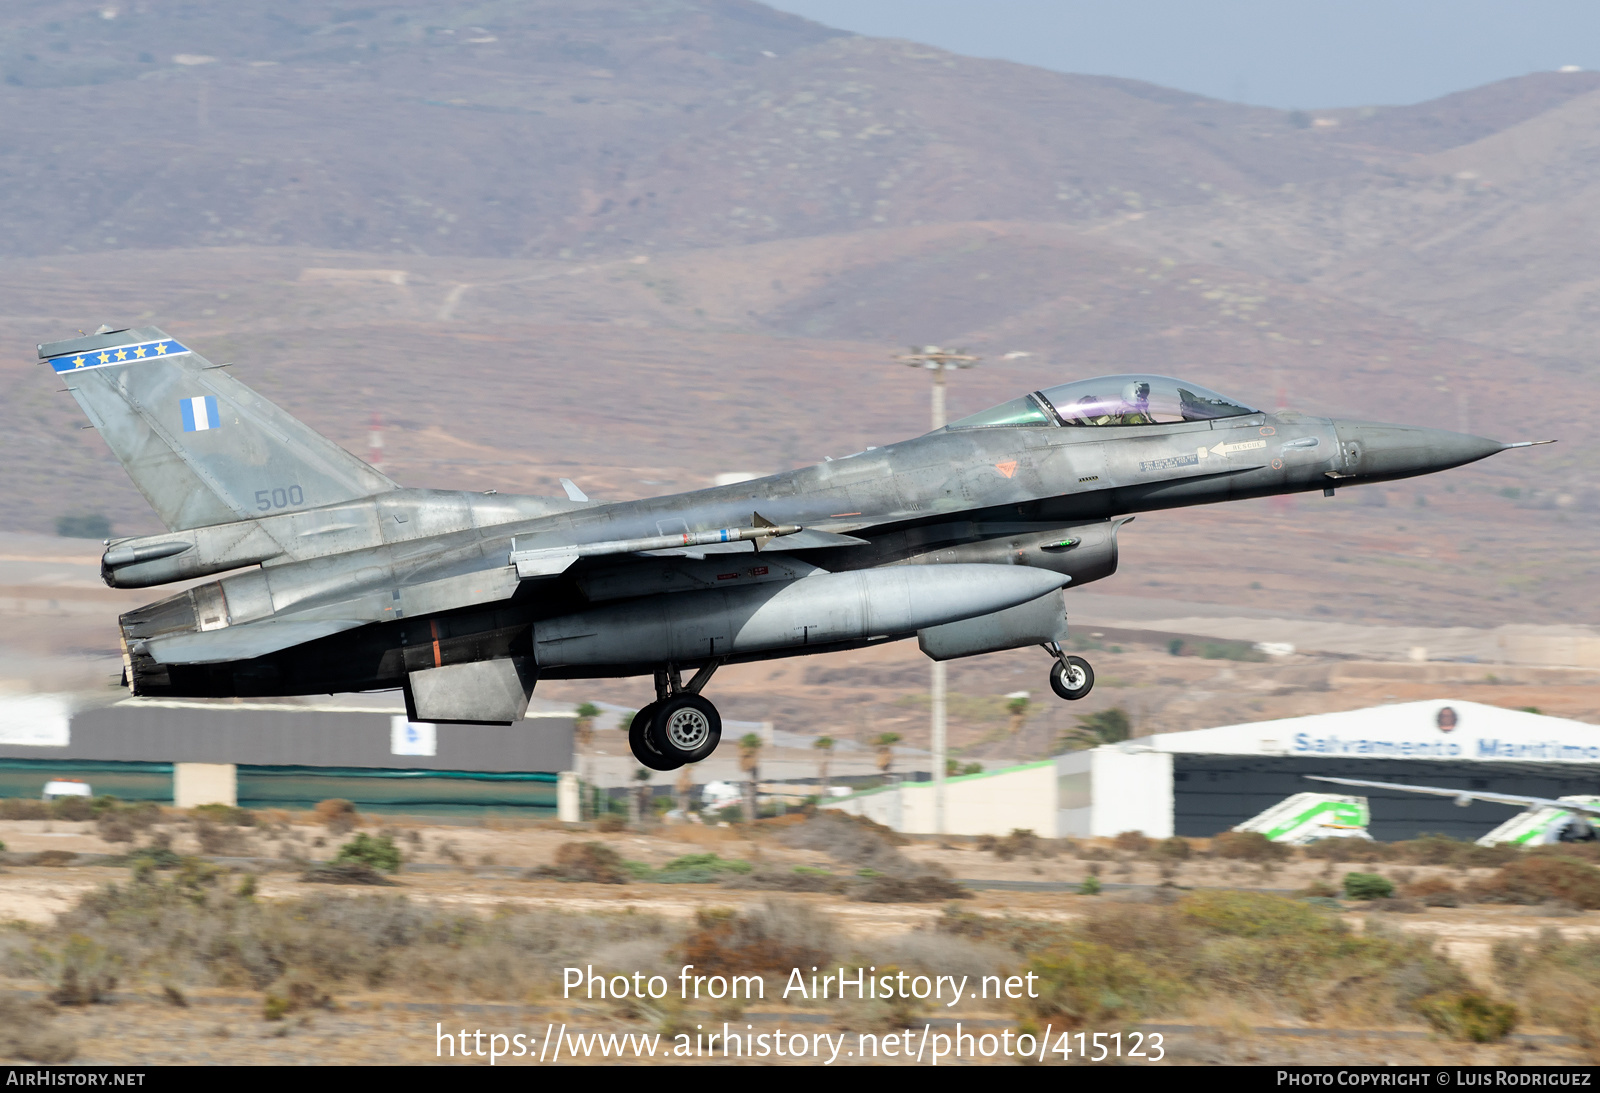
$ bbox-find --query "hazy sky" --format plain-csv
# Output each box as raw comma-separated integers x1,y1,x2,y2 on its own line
765,1,1600,109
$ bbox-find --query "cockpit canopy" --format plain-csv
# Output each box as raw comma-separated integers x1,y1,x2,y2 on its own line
949,375,1257,430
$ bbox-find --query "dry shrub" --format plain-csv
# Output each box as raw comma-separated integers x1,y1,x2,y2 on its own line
1463,842,1522,868
1112,830,1151,854
1210,831,1292,862
1153,837,1192,862
1417,991,1517,1042
312,799,359,834
529,841,629,884
779,812,917,874
301,862,397,886
96,802,160,844
96,814,135,843
0,998,76,1063
1494,931,1600,1054
263,974,334,1021
679,900,834,976
1304,839,1357,862
32,850,76,867
1529,843,1600,864
0,873,678,1003
1108,892,1461,1021
1468,857,1600,909
50,796,94,822
722,868,849,894
852,874,970,903
192,804,255,827
46,935,117,1005
1351,898,1422,914
594,814,626,833
195,819,252,857
1389,834,1470,866
947,891,1469,1027
1404,876,1460,907
1022,939,1181,1028
0,798,49,821
780,812,958,899
976,829,1048,861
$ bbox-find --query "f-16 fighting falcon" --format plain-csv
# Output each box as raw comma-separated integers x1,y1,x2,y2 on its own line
40,326,1546,770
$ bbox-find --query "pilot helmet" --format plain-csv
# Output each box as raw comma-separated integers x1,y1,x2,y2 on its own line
1123,380,1151,403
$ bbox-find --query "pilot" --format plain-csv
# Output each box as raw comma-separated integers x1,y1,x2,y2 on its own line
1071,395,1115,426
1119,380,1154,425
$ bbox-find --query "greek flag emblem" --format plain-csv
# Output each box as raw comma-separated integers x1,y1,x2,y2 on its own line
180,395,221,432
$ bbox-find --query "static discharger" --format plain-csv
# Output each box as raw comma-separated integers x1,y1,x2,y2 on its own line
510,513,802,578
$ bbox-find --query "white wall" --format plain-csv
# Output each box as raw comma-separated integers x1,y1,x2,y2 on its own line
174,762,237,809
823,748,1175,839
1089,748,1173,838
825,762,1058,836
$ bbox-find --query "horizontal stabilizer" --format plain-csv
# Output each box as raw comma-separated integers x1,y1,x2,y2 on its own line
146,618,365,665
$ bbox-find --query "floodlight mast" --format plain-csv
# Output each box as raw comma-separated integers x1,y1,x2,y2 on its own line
893,345,981,836
894,346,980,432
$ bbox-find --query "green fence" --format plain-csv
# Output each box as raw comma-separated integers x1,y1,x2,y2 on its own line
0,759,173,802
237,765,559,816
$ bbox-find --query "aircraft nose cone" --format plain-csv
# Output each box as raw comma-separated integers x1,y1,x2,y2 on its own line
1332,422,1506,480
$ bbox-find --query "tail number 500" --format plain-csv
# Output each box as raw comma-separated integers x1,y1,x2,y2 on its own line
256,485,305,511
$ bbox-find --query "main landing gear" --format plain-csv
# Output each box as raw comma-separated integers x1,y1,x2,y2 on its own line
628,662,723,771
1043,641,1094,701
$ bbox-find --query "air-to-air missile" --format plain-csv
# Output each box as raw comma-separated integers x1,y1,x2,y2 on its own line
40,327,1548,769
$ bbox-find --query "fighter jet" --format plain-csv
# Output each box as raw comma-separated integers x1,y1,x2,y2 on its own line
40,326,1544,770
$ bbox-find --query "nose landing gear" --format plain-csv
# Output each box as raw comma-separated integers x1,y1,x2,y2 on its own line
1043,641,1094,701
627,662,723,770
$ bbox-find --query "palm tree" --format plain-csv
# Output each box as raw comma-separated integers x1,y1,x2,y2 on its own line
674,763,694,818
1057,707,1132,752
873,732,902,778
813,735,835,800
629,767,651,827
738,732,762,822
1005,693,1030,760
574,702,600,819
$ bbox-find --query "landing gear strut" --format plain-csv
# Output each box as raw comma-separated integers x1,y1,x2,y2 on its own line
628,662,723,770
1043,642,1094,701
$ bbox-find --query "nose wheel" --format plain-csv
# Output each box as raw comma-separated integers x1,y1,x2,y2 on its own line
627,663,724,769
1044,643,1094,701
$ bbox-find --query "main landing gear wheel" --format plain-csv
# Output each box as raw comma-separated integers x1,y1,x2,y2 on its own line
1049,656,1095,701
628,701,681,771
649,694,722,766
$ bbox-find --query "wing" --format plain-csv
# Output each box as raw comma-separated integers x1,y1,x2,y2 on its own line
1306,775,1600,817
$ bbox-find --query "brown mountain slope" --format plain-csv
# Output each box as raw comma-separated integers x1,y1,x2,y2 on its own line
1109,82,1600,368
0,0,1472,260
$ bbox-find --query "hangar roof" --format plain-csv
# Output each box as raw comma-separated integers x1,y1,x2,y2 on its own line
1140,699,1600,766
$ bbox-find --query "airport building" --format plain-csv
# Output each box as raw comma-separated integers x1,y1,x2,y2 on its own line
0,694,575,815
825,700,1600,841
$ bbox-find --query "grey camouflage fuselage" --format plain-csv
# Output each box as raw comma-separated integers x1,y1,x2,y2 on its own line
40,326,1519,724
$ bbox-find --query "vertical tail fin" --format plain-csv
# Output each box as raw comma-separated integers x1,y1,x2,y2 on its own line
41,326,397,531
